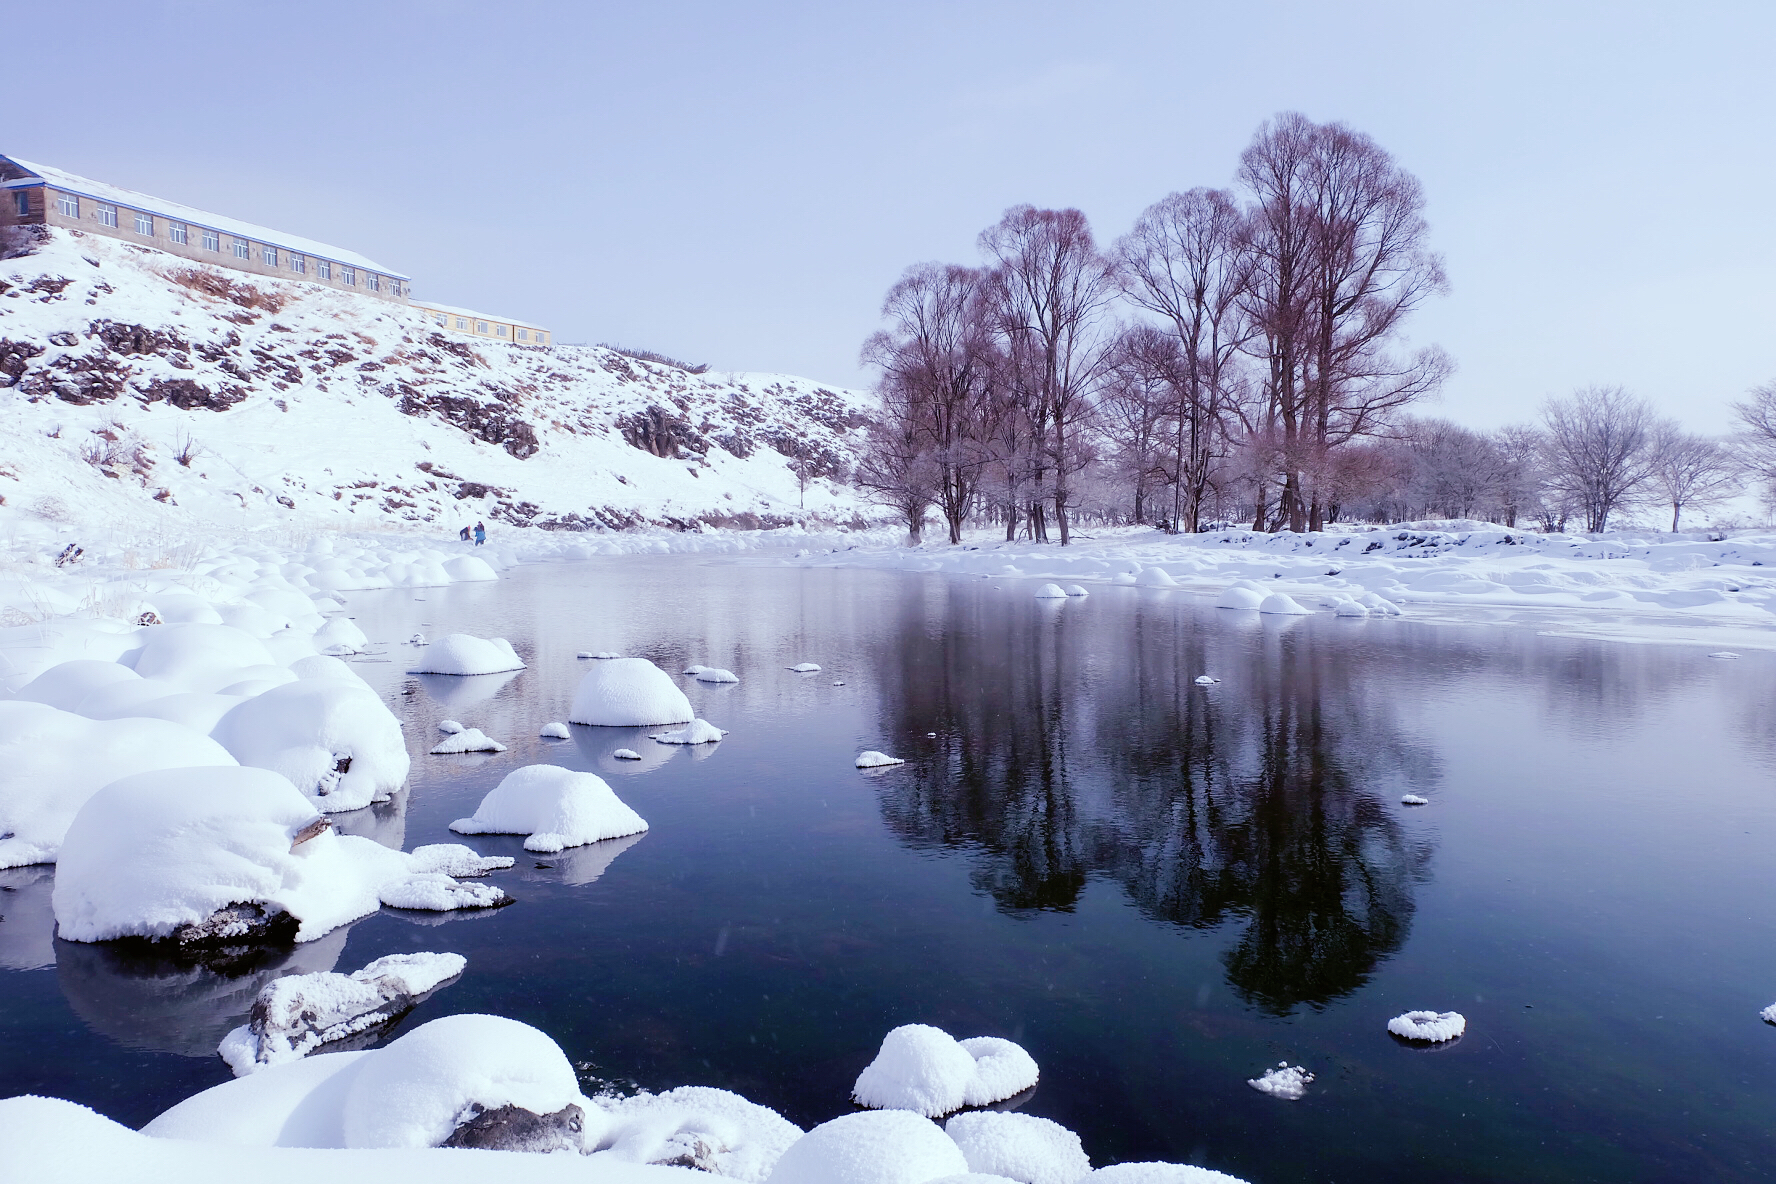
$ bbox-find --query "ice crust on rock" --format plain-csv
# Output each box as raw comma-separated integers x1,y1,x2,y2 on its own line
1388,1010,1466,1042
767,1110,968,1184
451,765,648,852
539,721,571,739
429,728,507,754
653,719,729,745
52,767,511,944
211,676,410,812
944,1111,1091,1184
592,1085,803,1182
0,700,238,868
694,667,740,683
1034,583,1067,599
218,952,467,1075
407,633,525,676
856,751,905,768
1246,1062,1313,1100
789,663,822,672
852,1024,1038,1117
570,657,695,727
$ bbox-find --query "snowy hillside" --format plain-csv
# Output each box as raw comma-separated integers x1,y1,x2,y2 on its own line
0,227,876,538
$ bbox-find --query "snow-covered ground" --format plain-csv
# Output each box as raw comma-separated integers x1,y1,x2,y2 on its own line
792,521,1776,649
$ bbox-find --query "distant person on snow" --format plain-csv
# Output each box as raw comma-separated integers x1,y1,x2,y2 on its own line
459,526,471,542
474,522,486,546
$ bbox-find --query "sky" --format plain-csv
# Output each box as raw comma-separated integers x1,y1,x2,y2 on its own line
10,0,1774,433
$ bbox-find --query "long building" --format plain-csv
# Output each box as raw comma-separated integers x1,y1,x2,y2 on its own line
412,301,551,346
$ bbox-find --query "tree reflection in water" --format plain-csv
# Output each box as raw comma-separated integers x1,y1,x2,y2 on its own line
871,586,1435,1014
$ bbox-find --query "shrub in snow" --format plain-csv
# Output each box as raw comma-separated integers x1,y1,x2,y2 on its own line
569,657,694,726
539,721,571,739
129,623,279,693
428,728,506,754
407,633,525,676
856,751,904,768
450,765,648,853
52,767,509,945
789,662,822,672
1136,567,1178,588
1246,1062,1313,1099
218,952,466,1075
653,719,728,745
211,677,410,812
1401,794,1428,806
852,1024,1038,1117
944,1111,1090,1184
1216,586,1266,610
1388,1010,1465,1043
613,748,642,760
0,701,237,868
1065,585,1089,597
1034,583,1067,598
767,1110,968,1184
1258,593,1311,616
695,667,740,683
591,1085,803,1181
437,719,465,734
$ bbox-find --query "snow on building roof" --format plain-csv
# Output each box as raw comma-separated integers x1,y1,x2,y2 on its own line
0,156,409,280
411,301,547,331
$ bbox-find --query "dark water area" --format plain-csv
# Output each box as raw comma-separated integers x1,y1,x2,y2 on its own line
3,557,1776,1182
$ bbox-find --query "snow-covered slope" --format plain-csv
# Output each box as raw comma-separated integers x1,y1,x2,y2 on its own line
0,226,875,536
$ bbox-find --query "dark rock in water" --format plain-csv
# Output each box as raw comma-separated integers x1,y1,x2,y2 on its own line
442,1101,584,1152
172,902,298,950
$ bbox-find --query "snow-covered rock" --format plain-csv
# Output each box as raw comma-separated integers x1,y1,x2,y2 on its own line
450,765,648,853
0,700,237,868
1136,567,1179,588
788,662,821,672
1216,586,1266,610
943,1111,1090,1184
408,633,525,676
312,617,369,655
1193,675,1218,685
570,658,694,727
852,1025,1038,1117
1079,1166,1250,1182
1257,593,1311,616
539,721,571,739
428,728,507,754
767,1110,968,1184
218,952,467,1075
1333,599,1370,618
1401,794,1428,806
694,667,740,683
438,719,465,734
379,874,509,911
592,1086,803,1181
652,719,728,745
1388,1010,1466,1042
613,748,642,760
1065,585,1089,597
211,675,411,811
1760,1002,1776,1024
1246,1063,1313,1100
1033,583,1067,599
856,751,904,768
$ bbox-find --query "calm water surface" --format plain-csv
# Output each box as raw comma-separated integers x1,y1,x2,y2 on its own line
3,557,1775,1182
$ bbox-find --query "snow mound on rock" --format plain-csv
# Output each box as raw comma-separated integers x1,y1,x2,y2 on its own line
1137,567,1179,588
218,952,466,1075
613,748,642,760
1216,586,1266,610
378,874,508,911
130,623,279,692
1065,585,1089,597
570,658,695,726
211,676,410,812
852,1025,1037,1116
1246,1062,1313,1100
1388,1010,1466,1042
1194,675,1218,685
438,720,465,734
407,634,525,676
1333,599,1370,618
428,728,506,754
768,1110,967,1184
1258,593,1312,616
1034,583,1067,599
789,662,822,672
694,667,740,683
1401,794,1428,806
856,751,905,768
539,721,571,739
313,617,369,655
653,719,728,745
1080,1166,1250,1182
450,765,648,853
594,1085,803,1181
944,1111,1090,1184
0,701,237,868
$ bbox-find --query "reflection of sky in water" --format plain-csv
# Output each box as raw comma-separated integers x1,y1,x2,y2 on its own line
2,559,1775,1178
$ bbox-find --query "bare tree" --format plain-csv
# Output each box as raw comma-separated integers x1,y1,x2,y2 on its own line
1648,423,1741,531
1733,381,1776,481
1539,386,1658,532
980,206,1114,545
1094,326,1178,525
854,405,938,544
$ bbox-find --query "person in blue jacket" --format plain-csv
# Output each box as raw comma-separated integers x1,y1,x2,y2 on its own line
474,522,486,546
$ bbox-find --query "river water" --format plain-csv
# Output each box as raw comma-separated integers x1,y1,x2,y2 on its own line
3,556,1775,1182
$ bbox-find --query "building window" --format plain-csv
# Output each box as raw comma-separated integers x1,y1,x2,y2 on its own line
234,237,251,259
134,211,154,235
291,253,306,274
318,260,331,280
96,202,118,228
262,244,278,266
535,333,546,344
455,317,467,329
202,228,220,251
517,329,529,341
342,267,356,286
367,274,380,292
168,221,187,244
57,192,79,218
496,324,508,337
388,280,401,297
475,321,488,334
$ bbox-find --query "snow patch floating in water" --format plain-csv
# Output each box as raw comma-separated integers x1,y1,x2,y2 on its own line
1034,583,1067,599
652,719,728,745
852,1024,1038,1116
569,658,694,727
437,720,464,734
538,721,571,739
612,748,642,760
789,662,822,672
1401,794,1429,806
1709,652,1742,659
1065,584,1089,597
694,667,740,683
856,751,905,768
218,952,466,1076
1388,1010,1466,1042
450,764,648,853
769,1110,968,1184
1258,593,1312,616
407,633,525,676
427,728,505,754
1194,675,1218,686
1246,1062,1313,1100
944,1111,1090,1184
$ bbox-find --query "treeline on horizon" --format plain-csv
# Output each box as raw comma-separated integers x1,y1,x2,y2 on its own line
854,111,1776,542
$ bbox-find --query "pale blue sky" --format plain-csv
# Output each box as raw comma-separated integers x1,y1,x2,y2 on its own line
10,1,1772,430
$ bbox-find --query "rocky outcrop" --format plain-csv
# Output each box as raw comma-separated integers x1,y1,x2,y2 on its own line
442,1102,586,1152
